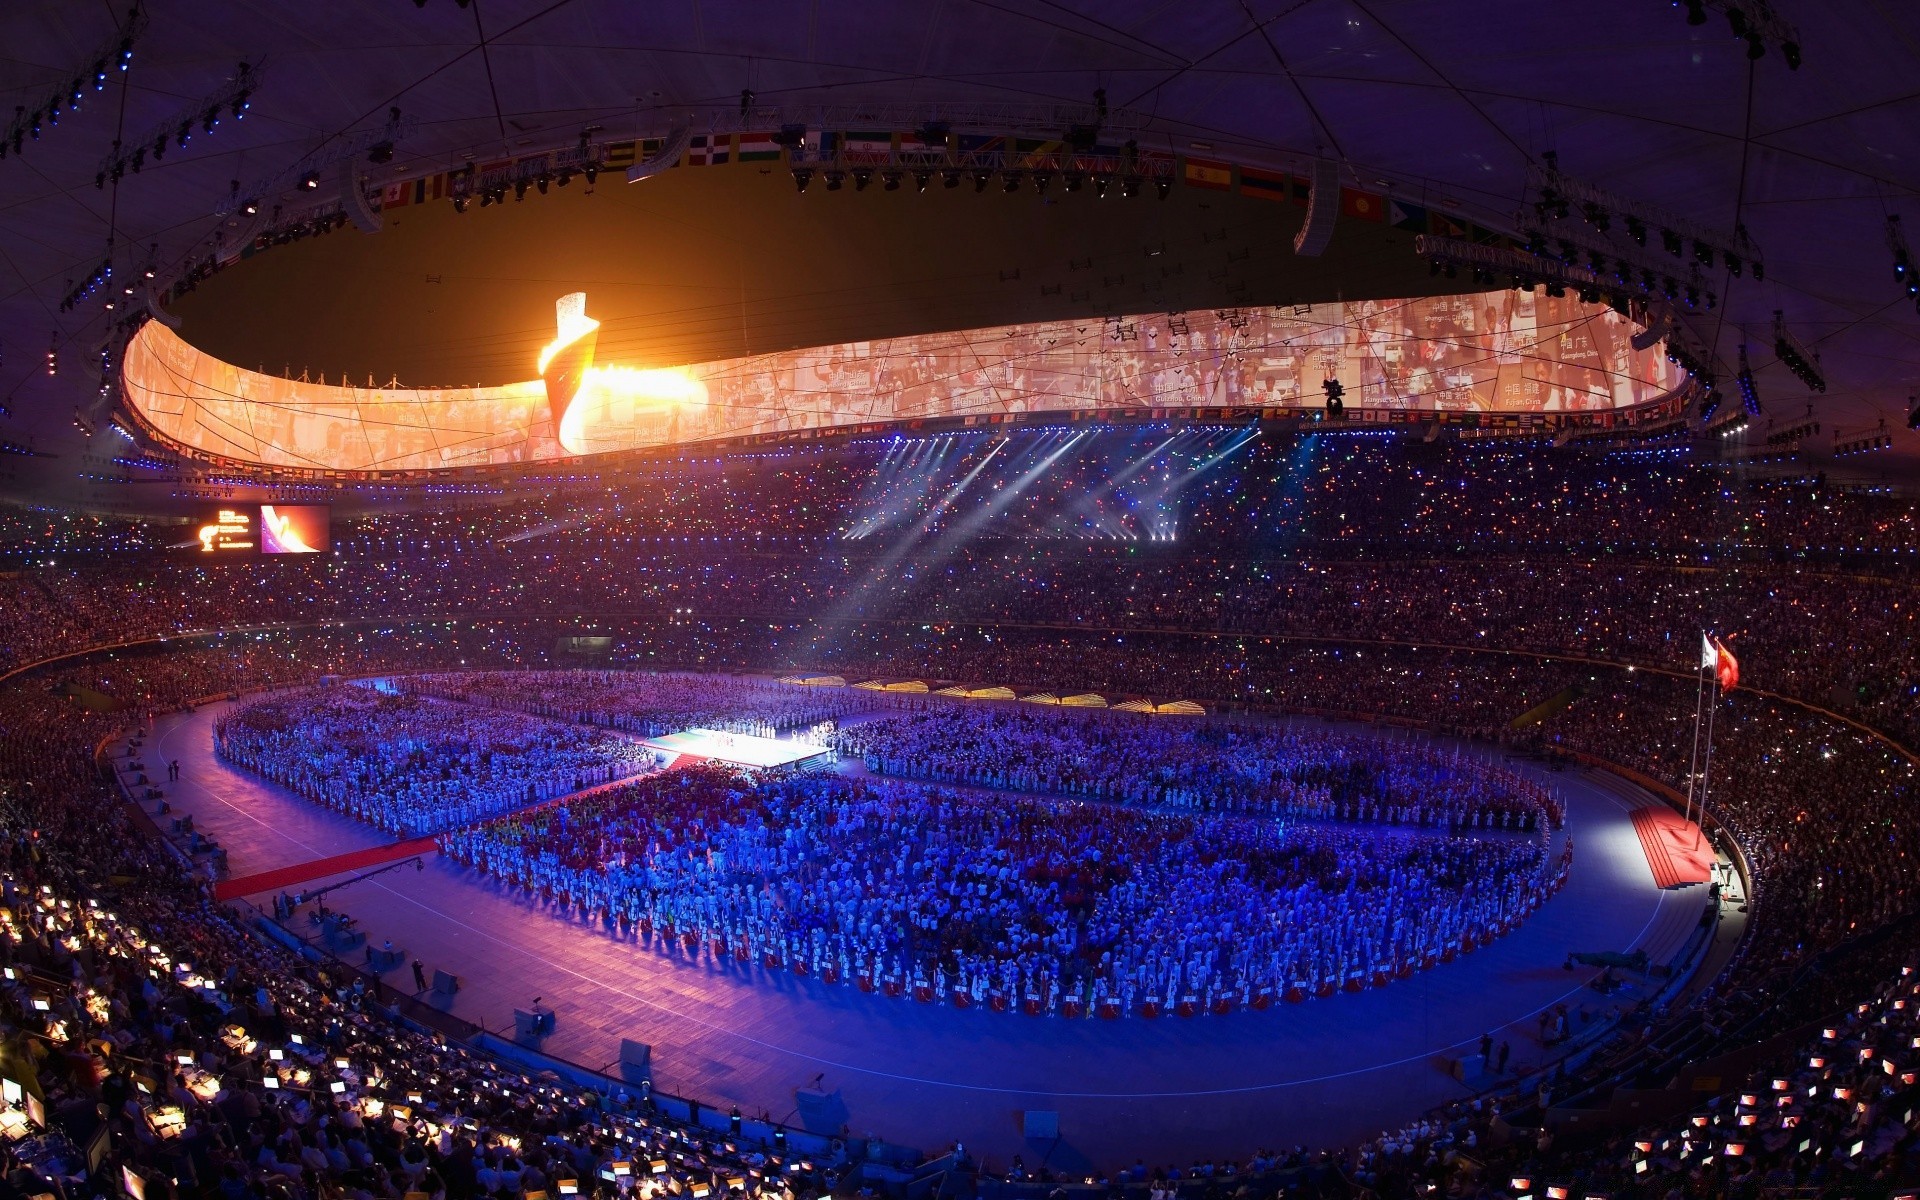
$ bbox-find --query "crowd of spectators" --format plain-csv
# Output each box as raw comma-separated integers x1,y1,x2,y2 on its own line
440,764,1562,1017
0,667,843,1200
6,437,1920,748
0,433,1914,1190
0,606,1907,1191
212,688,654,836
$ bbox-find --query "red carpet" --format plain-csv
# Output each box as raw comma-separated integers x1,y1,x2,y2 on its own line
1628,806,1714,889
214,836,437,901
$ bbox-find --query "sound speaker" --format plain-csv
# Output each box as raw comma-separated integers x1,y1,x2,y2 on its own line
340,160,383,234
793,1087,848,1133
1022,1110,1059,1140
618,1039,653,1079
1292,158,1340,257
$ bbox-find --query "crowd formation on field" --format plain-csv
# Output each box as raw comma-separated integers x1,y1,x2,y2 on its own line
835,708,1560,830
213,689,654,836
440,763,1564,1016
402,671,872,739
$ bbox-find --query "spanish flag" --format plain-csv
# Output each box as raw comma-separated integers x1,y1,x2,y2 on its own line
1183,157,1233,190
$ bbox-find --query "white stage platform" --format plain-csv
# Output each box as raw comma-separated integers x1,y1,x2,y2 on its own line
642,728,830,772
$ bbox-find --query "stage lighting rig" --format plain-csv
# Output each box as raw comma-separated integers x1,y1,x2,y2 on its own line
59,251,115,313
219,105,413,217
1772,310,1826,393
1673,0,1801,66
1833,421,1894,457
0,8,147,164
1736,345,1761,416
1889,216,1918,307
1527,159,1763,286
1696,385,1723,423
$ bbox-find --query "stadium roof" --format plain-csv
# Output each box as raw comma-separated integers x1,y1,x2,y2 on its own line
3,0,1918,502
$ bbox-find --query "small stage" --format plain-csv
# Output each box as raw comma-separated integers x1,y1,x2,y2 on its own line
1629,805,1715,889
642,728,831,773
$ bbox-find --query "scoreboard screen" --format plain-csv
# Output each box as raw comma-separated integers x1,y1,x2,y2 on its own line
193,505,331,554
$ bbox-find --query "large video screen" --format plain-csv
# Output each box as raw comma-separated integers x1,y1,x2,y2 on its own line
187,505,329,553
259,505,331,554
193,507,257,553
125,290,1682,473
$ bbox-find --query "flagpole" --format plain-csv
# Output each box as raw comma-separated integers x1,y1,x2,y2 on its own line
1684,636,1709,831
1696,666,1719,852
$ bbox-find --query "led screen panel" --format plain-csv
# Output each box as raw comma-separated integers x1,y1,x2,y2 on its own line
125,290,1681,473
259,505,331,554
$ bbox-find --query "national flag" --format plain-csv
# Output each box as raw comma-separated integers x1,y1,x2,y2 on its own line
736,132,781,161
1388,199,1427,233
1712,636,1739,692
1471,224,1507,247
381,181,412,209
1183,157,1232,190
1340,187,1386,222
900,130,947,156
685,134,730,166
1239,165,1289,201
841,131,892,163
1430,212,1469,239
1700,632,1719,672
1015,137,1063,166
955,134,1003,156
602,141,638,169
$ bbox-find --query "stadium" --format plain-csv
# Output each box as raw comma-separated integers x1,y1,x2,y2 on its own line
0,2,1918,1197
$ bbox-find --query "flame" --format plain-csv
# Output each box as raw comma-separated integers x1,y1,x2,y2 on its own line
538,292,600,374
558,365,707,454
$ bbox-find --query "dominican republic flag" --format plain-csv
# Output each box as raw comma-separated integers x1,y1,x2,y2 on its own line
1701,633,1739,692
684,135,727,166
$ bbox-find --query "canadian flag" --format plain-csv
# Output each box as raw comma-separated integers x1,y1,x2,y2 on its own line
1701,633,1739,692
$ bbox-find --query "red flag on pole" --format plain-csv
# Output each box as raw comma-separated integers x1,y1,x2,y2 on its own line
1712,636,1739,692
